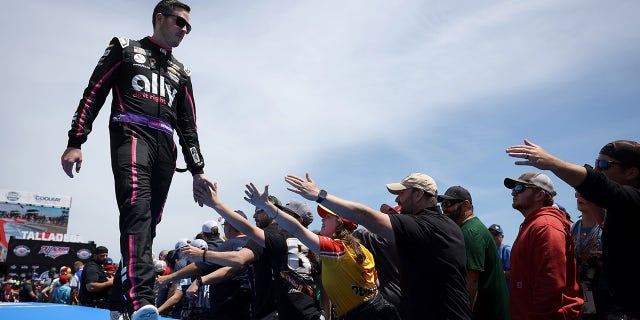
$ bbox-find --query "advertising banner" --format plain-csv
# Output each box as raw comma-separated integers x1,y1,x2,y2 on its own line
5,238,95,278
0,189,74,261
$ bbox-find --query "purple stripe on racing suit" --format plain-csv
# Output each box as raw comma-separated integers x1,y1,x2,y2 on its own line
112,112,173,136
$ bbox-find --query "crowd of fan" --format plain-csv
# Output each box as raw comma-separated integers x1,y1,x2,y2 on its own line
2,261,87,304
2,139,639,320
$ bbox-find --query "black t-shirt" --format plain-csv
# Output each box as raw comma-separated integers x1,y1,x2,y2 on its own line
79,260,111,304
206,238,225,250
19,281,37,302
196,236,251,315
353,228,402,308
576,167,640,316
244,224,279,318
247,224,321,320
389,207,473,320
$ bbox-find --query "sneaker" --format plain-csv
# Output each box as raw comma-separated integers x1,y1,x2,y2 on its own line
131,305,158,320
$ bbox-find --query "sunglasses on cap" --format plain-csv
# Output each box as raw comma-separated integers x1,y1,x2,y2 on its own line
595,159,623,171
440,199,464,208
512,184,536,194
162,13,191,34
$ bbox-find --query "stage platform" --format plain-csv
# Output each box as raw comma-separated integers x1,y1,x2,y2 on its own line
0,302,172,320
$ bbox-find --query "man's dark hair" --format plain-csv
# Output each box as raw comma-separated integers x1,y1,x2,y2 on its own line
152,0,191,28
94,246,108,255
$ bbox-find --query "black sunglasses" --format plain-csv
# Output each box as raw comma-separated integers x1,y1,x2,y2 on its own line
162,13,192,34
595,159,623,171
441,199,464,208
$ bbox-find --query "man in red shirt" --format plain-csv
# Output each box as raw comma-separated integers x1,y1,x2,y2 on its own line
504,171,583,319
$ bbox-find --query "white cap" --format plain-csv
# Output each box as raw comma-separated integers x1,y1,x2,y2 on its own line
174,238,190,251
154,260,167,273
190,239,208,250
202,220,217,233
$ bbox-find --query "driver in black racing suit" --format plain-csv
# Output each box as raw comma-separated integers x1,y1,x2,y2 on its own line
61,1,208,319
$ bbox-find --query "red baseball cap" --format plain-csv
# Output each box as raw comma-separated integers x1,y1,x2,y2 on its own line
380,203,401,214
317,205,358,232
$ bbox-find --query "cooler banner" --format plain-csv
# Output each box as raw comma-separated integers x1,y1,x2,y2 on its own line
4,238,95,278
0,189,73,261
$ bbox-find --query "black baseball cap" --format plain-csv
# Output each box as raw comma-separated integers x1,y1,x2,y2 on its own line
437,186,472,204
488,224,503,234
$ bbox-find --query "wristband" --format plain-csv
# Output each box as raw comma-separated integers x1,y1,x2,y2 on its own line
316,189,327,203
196,276,203,286
202,248,207,262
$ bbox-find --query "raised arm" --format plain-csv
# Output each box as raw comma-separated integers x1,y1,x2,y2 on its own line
244,183,321,253
193,178,266,246
156,262,200,286
201,265,245,285
181,245,256,268
285,173,394,239
158,286,184,315
506,139,587,187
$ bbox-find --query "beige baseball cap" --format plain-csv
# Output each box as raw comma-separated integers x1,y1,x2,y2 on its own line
386,173,437,196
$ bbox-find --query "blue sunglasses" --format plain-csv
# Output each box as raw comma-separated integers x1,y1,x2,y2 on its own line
512,184,534,194
595,159,623,170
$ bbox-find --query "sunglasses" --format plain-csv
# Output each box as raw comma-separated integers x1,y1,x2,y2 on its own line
441,200,464,208
512,184,535,194
162,13,192,34
595,159,622,171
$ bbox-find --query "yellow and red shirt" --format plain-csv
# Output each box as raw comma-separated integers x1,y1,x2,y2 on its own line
319,236,378,317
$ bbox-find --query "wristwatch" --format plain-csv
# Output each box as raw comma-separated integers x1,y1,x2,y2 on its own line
316,189,327,203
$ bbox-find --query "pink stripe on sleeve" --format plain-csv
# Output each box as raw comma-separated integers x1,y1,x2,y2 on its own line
184,87,197,129
75,61,122,137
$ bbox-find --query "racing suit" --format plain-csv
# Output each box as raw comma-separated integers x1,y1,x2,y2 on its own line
66,36,205,314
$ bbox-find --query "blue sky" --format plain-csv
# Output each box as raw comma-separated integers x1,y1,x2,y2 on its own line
1,0,638,257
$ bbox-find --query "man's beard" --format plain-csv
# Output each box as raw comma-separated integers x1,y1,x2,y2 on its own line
447,206,465,223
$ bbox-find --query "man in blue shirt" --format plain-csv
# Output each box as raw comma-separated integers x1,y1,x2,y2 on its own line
488,224,510,291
